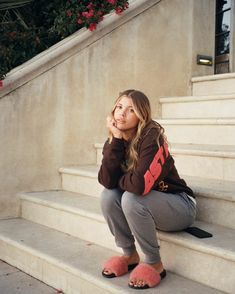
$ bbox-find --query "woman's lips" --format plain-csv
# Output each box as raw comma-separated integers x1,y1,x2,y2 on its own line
116,119,126,124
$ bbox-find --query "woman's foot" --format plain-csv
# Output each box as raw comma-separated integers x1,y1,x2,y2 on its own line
128,261,165,289
102,251,140,277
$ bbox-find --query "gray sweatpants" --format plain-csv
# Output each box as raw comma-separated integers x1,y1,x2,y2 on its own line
101,188,196,264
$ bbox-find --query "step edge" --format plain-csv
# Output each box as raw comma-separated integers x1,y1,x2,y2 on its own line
59,166,98,178
19,192,104,223
160,94,235,103
192,73,235,83
95,143,235,158
159,230,235,263
0,226,123,294
171,148,235,158
156,118,235,125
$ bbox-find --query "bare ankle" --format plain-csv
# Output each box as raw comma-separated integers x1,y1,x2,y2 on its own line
123,250,140,264
150,261,164,273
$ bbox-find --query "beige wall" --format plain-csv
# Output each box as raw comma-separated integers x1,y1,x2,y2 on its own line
191,0,215,77
0,0,217,218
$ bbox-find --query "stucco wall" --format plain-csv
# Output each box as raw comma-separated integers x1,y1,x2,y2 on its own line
191,0,215,76
0,0,216,218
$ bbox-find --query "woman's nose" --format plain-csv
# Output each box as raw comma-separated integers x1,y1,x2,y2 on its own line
120,109,127,116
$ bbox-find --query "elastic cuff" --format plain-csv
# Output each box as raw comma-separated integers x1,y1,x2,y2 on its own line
122,245,136,257
145,253,161,264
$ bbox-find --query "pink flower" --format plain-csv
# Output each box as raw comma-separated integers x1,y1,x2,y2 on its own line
82,10,94,18
115,7,123,15
88,23,97,31
107,0,116,4
77,18,83,24
0,80,3,88
66,10,72,17
87,3,93,9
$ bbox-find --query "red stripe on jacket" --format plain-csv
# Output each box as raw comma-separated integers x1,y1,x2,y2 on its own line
143,142,169,195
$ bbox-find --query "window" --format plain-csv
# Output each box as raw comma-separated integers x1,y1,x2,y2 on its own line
215,0,231,73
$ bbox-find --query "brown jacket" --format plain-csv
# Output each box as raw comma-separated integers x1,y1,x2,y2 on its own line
98,121,194,197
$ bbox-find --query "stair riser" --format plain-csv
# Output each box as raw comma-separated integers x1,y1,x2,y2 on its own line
162,124,235,145
21,199,117,250
161,99,235,119
0,240,112,294
192,79,235,96
174,154,235,181
97,147,235,181
20,199,234,293
196,196,235,230
62,173,103,197
160,240,235,294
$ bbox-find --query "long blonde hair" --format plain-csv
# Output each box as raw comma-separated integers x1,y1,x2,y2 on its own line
109,89,166,172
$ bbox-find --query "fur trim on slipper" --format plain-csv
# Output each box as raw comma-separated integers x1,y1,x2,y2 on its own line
129,263,166,289
102,256,138,278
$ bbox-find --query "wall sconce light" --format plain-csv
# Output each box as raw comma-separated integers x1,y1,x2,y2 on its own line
197,55,213,66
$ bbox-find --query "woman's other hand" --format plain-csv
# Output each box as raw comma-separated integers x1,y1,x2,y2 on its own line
106,116,123,139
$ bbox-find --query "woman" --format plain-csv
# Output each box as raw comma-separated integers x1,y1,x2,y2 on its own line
98,89,196,289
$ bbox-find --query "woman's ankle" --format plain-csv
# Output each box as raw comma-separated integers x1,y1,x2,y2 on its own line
123,250,140,264
149,261,164,273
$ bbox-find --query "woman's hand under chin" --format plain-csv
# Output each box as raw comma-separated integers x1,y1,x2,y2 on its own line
106,116,123,139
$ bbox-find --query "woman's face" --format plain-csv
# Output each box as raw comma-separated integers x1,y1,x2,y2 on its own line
113,96,139,132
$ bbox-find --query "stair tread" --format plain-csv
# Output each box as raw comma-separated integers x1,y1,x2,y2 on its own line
0,218,226,294
184,175,235,201
192,72,235,82
20,190,235,261
156,118,235,124
160,93,235,103
95,142,235,157
59,164,235,202
20,190,103,222
171,143,235,154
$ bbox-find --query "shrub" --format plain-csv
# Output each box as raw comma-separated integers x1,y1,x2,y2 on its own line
0,0,129,83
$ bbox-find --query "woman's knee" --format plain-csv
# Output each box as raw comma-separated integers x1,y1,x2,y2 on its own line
100,188,122,212
121,191,143,217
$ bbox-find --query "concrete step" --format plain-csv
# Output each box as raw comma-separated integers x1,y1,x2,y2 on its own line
95,143,235,181
184,176,235,229
57,165,235,229
20,190,116,250
59,165,103,197
172,144,235,181
192,73,235,96
0,219,225,294
18,192,235,293
157,118,235,145
160,94,235,119
0,260,56,294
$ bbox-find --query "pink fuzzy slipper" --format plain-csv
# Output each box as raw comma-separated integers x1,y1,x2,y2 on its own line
129,263,166,289
102,256,138,278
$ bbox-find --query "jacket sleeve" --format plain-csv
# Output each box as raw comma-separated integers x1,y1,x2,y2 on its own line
98,138,125,189
119,130,173,195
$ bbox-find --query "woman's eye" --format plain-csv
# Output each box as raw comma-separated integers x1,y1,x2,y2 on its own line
129,109,135,113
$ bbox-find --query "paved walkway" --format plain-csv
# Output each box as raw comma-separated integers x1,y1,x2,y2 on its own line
0,260,61,294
